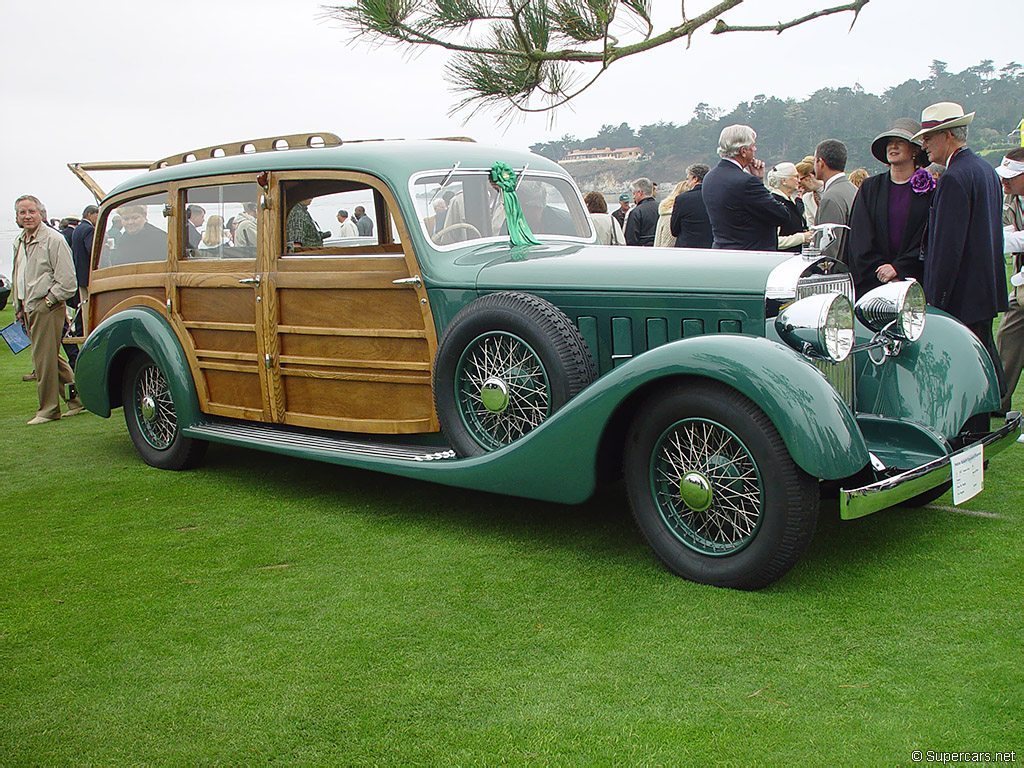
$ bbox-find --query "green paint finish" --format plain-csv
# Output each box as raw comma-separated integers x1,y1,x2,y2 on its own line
646,318,669,349
75,307,201,429
719,319,743,334
856,415,949,469
851,310,1000,438
576,316,599,366
683,319,705,337
611,317,633,367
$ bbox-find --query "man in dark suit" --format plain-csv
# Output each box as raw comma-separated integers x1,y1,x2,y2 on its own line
847,118,932,296
916,101,1007,394
701,125,790,251
814,139,858,263
185,205,205,251
624,177,659,246
670,163,713,248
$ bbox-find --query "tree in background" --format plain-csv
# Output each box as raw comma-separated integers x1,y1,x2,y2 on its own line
328,0,868,117
532,60,1024,186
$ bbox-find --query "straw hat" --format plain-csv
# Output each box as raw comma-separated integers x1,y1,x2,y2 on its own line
871,118,926,165
911,102,975,141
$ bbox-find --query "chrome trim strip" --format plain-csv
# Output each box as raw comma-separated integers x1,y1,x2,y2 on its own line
839,412,1022,520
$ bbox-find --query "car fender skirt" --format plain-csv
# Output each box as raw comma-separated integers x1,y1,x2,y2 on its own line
75,307,200,425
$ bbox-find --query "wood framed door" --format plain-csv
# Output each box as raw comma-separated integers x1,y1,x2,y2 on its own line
169,178,270,422
261,171,440,434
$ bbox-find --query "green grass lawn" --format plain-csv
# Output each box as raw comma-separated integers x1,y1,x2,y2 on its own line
1,301,1021,765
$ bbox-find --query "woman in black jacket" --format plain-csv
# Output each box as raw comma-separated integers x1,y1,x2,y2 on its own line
848,118,934,297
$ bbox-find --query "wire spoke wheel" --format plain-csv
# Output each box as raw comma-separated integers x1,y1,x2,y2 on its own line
133,362,179,450
651,418,764,555
455,331,551,450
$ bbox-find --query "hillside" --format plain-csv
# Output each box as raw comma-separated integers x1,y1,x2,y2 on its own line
538,60,1023,193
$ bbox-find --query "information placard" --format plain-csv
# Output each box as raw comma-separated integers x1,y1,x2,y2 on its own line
951,443,984,505
1,322,31,354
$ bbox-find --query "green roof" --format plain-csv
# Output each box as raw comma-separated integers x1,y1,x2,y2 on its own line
105,139,564,200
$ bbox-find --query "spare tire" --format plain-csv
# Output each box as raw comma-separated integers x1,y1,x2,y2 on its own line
434,291,597,456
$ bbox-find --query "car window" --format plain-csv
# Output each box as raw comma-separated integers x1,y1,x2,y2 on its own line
410,171,593,248
182,182,260,260
281,180,399,256
97,192,168,268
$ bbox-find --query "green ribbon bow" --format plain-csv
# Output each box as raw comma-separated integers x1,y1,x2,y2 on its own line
490,162,541,247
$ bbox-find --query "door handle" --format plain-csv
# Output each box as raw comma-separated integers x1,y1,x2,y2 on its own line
392,275,422,288
239,276,261,286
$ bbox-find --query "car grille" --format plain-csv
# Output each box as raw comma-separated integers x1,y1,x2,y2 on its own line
796,273,856,409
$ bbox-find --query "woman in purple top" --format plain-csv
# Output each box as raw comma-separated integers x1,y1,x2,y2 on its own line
847,118,935,297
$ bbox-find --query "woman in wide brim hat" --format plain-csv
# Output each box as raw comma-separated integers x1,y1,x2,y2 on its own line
847,117,936,296
870,117,929,168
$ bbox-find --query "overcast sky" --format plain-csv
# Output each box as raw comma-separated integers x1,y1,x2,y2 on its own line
1,0,1018,275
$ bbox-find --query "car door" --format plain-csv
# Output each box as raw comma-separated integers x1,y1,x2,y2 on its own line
168,177,270,421
259,170,440,434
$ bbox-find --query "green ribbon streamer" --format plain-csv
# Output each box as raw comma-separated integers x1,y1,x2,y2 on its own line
490,162,541,247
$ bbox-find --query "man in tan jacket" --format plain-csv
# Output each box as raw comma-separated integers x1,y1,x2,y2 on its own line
12,195,85,424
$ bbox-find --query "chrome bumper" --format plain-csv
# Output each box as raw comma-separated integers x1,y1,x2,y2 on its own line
840,411,1022,520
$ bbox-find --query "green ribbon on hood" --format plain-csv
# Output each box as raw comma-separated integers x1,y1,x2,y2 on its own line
490,162,541,247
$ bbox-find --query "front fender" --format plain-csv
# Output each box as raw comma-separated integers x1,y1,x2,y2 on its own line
397,335,868,505
854,308,1001,437
76,307,200,426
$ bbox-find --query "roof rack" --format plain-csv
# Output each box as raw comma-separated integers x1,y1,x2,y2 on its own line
150,132,477,171
150,132,343,171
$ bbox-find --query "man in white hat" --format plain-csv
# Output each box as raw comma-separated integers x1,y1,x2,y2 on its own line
914,101,1007,396
995,148,1024,413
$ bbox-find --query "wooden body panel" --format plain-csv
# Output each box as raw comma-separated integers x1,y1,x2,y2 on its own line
86,168,440,435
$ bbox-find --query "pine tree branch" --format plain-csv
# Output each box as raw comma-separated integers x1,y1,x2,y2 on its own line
710,0,869,35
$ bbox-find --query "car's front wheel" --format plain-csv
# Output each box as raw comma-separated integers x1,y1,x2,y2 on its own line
624,383,819,590
122,354,207,470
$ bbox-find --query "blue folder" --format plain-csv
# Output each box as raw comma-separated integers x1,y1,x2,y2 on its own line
1,321,31,354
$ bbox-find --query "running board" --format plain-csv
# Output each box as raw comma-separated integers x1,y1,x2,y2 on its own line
185,420,456,462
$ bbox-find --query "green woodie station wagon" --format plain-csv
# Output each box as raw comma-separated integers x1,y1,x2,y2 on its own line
69,132,1021,590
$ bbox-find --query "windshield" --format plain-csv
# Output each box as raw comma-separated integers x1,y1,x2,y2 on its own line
410,170,593,248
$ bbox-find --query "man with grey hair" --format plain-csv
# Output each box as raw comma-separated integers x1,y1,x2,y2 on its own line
624,177,658,246
235,201,259,247
701,125,790,250
914,101,1007,396
12,195,85,423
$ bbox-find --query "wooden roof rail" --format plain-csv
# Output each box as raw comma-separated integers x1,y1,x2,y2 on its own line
68,161,154,201
150,132,344,171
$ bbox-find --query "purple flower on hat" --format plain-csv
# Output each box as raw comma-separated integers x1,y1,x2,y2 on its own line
910,168,936,195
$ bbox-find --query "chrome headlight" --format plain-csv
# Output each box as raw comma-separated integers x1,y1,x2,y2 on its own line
775,292,854,363
855,280,926,342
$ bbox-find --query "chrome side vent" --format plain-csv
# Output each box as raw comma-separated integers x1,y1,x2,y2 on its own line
796,273,856,409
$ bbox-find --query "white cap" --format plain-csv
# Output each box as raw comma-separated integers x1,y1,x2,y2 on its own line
995,157,1024,180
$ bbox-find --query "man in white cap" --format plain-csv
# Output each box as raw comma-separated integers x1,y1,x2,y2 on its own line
995,148,1024,413
914,101,1007,396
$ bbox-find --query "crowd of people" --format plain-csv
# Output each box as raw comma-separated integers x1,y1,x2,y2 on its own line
7,100,1023,426
584,100,1023,415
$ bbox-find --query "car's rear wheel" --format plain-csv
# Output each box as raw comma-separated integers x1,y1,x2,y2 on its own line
624,383,819,590
434,292,596,456
122,354,207,470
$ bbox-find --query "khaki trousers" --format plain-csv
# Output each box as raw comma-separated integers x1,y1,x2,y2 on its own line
27,301,76,420
997,292,1024,413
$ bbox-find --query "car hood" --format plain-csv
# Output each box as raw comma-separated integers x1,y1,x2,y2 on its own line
466,243,792,295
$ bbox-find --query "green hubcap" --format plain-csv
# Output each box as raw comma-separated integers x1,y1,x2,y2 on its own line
650,418,764,556
455,331,551,451
480,378,510,413
679,471,713,512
